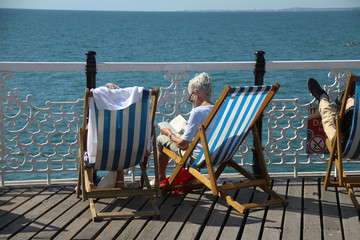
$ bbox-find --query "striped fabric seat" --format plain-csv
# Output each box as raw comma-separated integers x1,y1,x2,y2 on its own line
87,90,152,171
192,85,272,168
77,86,160,221
342,75,360,160
162,83,288,214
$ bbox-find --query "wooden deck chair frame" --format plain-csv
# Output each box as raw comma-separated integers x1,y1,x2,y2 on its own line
324,72,360,213
162,84,288,214
76,87,160,221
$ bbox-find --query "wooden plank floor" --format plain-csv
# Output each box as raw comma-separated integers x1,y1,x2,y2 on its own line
0,177,359,240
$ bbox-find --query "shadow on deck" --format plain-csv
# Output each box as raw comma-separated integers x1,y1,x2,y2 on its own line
0,176,359,239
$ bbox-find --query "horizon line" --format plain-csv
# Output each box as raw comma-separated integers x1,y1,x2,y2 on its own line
0,7,359,12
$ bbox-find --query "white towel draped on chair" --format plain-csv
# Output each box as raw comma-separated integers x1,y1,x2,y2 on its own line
92,86,144,110
76,86,160,221
87,87,151,170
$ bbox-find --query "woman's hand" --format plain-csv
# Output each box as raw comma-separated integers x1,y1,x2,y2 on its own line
161,127,190,150
160,127,172,137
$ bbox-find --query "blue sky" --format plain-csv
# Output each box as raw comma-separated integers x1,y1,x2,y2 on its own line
0,0,359,11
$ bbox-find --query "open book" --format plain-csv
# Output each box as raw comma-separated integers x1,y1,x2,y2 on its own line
158,115,187,137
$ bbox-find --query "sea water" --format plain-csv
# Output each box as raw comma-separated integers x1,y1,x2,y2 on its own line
0,9,360,179
1,9,359,101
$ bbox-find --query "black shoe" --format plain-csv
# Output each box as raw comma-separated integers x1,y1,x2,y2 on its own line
335,92,344,105
307,78,327,101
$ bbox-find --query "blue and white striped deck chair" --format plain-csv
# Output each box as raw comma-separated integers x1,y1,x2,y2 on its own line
324,73,360,213
163,84,288,214
77,86,160,221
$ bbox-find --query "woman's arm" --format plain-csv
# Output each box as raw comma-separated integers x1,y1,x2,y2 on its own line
160,127,190,150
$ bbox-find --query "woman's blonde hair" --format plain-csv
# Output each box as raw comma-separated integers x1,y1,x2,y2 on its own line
188,72,212,97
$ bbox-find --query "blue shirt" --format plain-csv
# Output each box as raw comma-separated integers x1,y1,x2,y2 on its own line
182,105,215,156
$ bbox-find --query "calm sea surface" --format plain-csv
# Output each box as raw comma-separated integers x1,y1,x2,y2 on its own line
0,9,360,179
0,9,359,102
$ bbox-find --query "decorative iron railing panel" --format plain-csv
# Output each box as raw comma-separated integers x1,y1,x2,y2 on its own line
0,71,83,185
1,61,360,186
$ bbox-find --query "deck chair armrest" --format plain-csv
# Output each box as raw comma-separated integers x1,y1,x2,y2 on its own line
162,147,182,163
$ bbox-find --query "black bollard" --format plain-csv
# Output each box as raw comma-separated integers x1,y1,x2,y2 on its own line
86,51,97,89
253,51,266,178
85,51,100,184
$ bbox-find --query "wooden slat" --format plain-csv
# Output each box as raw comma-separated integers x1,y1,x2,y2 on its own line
338,188,360,239
0,187,42,218
282,178,302,240
114,195,161,239
342,176,360,184
240,187,268,239
0,177,358,239
52,198,102,240
77,191,157,238
9,186,75,239
95,196,162,239
0,187,65,238
302,178,322,240
85,188,156,199
199,190,237,240
240,199,284,210
73,197,130,239
0,187,10,195
136,194,185,239
32,194,89,239
320,181,343,239
262,179,287,240
218,188,252,240
156,191,203,240
0,187,52,231
217,179,267,192
0,187,27,208
176,190,216,240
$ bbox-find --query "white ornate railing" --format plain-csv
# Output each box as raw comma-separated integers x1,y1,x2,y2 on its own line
1,60,360,186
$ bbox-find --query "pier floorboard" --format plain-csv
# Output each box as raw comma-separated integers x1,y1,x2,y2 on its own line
0,176,359,239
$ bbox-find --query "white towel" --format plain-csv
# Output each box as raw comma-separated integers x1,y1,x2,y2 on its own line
91,86,144,110
87,86,149,166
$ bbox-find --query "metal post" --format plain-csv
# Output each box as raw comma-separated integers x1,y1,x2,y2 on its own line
85,51,99,183
253,51,266,178
86,51,97,89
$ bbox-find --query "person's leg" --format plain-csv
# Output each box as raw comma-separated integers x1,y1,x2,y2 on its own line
156,135,180,182
345,97,354,110
86,168,94,189
157,150,169,182
115,170,124,188
319,96,354,145
307,77,338,143
319,97,339,143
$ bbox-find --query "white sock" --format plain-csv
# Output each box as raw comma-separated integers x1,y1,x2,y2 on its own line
319,93,328,101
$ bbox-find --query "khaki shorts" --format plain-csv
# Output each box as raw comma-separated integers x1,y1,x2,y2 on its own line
156,134,198,165
319,97,354,143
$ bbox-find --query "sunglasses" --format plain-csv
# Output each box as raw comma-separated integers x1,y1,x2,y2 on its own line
188,91,196,103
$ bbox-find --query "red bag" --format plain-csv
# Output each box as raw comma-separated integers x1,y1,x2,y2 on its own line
160,169,195,194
